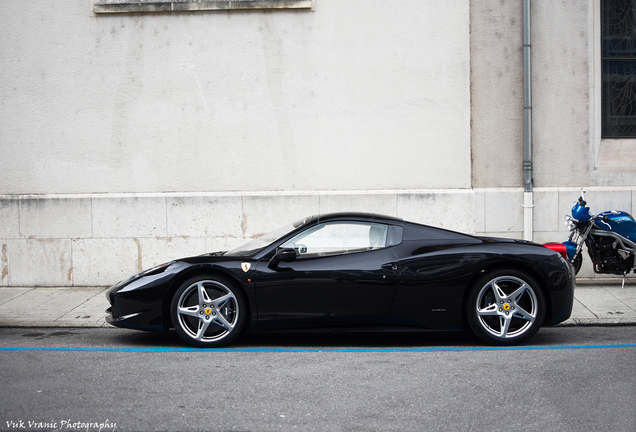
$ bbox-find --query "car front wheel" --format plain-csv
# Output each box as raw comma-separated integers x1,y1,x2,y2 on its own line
571,253,582,275
466,270,545,346
170,275,245,348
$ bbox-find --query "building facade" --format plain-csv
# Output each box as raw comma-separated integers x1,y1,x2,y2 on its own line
1,0,635,286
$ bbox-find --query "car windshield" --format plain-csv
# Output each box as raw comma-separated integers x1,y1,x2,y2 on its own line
225,217,311,257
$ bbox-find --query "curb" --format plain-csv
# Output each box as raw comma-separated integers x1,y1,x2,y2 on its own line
1,283,635,328
0,321,109,329
557,318,636,326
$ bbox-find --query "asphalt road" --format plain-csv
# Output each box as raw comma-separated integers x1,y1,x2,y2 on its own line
0,326,635,432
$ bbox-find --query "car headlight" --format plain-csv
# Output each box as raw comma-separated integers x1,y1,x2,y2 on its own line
140,261,175,276
109,261,176,293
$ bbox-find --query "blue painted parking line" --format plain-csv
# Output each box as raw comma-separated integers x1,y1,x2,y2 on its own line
0,344,635,353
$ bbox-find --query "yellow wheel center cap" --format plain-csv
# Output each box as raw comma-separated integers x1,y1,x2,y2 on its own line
204,307,212,315
503,303,511,311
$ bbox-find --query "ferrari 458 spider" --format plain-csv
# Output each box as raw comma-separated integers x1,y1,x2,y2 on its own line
106,213,575,347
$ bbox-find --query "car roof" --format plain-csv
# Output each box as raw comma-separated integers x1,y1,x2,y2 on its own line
315,212,404,226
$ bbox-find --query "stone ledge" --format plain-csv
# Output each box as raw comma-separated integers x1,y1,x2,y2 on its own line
93,0,315,14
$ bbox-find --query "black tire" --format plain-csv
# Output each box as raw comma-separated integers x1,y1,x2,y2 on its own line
465,269,546,346
170,274,246,348
572,253,582,275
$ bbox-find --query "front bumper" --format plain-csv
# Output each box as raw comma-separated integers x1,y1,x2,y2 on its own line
104,262,187,332
105,306,160,331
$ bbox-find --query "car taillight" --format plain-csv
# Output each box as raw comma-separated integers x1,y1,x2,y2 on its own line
543,242,568,260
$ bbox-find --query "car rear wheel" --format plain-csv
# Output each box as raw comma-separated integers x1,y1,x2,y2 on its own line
466,270,545,346
170,275,245,348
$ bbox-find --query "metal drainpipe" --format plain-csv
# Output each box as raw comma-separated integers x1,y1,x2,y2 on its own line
523,0,533,241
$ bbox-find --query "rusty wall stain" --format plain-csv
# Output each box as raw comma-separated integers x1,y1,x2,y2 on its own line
1,243,7,282
133,238,143,272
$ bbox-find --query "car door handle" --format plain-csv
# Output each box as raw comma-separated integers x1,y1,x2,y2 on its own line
381,262,398,271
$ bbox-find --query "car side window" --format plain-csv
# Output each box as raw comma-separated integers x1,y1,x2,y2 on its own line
281,222,388,258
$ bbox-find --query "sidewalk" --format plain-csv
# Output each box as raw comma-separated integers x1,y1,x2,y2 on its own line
564,278,636,326
0,279,635,328
0,286,109,328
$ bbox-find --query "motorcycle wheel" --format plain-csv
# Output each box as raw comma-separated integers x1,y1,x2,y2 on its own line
572,253,582,275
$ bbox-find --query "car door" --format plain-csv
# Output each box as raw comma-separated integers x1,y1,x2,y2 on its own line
254,221,400,327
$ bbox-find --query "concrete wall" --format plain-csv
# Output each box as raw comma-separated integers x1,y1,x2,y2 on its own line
3,0,636,286
532,0,591,187
470,0,592,188
471,0,636,189
470,0,523,188
0,0,470,194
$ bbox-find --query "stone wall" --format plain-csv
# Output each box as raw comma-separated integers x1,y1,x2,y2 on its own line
2,187,633,286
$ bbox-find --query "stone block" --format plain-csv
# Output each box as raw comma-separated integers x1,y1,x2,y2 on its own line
484,189,523,233
533,189,559,232
397,190,474,234
206,237,248,253
93,196,167,238
557,188,581,233
0,199,19,239
167,195,242,237
532,231,563,245
318,193,398,216
475,231,523,240
242,193,319,238
136,237,206,270
474,189,486,233
19,197,92,239
72,238,142,286
7,239,72,286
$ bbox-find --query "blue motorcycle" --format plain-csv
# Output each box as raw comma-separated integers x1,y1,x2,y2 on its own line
555,190,636,283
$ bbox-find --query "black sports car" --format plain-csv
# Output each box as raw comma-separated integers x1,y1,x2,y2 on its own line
106,212,575,347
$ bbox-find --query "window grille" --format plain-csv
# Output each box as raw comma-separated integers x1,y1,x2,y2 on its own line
602,0,636,137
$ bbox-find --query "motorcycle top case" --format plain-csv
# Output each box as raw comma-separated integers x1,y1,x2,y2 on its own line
594,211,636,241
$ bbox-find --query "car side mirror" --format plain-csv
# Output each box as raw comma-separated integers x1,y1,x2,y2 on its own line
267,248,297,270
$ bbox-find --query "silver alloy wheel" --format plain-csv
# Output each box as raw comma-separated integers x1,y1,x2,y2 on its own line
475,276,538,339
175,280,239,343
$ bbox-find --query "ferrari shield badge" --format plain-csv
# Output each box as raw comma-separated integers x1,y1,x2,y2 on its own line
241,262,251,273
